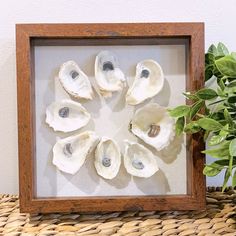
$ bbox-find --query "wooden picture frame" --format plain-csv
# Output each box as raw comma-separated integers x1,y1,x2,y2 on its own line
16,23,205,213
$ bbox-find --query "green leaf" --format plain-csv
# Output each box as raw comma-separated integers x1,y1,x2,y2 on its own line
231,52,236,60
224,109,233,125
232,170,236,188
202,148,229,158
207,44,217,55
203,160,226,177
205,107,210,116
225,85,236,94
196,88,218,100
213,158,236,167
197,118,223,131
215,55,236,77
217,87,226,97
169,105,190,118
215,55,225,60
184,122,201,134
227,80,236,88
213,66,223,78
217,42,229,56
175,117,185,136
229,139,236,156
190,100,204,119
208,135,225,146
227,96,236,103
183,92,199,101
229,155,233,175
205,53,215,65
204,130,210,142
214,159,231,166
219,124,229,136
205,65,214,81
202,141,230,158
203,165,222,177
210,111,224,121
203,160,229,177
217,77,226,90
222,168,230,192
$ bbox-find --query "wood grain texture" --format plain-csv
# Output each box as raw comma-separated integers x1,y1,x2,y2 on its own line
16,23,205,213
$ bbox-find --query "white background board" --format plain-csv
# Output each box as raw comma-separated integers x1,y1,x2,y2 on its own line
35,45,186,197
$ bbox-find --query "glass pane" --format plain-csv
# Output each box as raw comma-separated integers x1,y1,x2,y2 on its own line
34,42,188,197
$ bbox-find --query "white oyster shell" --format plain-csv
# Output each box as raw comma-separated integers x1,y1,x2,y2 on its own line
53,131,99,174
59,60,93,100
126,59,164,105
123,140,159,178
130,103,175,151
45,99,90,132
95,51,126,97
94,137,121,179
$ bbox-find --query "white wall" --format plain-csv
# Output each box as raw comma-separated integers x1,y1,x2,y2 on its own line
0,0,235,194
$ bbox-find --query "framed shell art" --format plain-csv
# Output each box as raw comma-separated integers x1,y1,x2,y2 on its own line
16,23,205,213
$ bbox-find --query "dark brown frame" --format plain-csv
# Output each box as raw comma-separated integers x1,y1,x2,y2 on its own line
16,23,205,213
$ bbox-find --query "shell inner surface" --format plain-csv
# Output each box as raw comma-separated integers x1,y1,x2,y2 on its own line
130,103,175,151
103,61,114,71
140,69,150,78
70,70,79,79
58,107,70,118
63,143,73,157
132,159,144,170
102,156,111,167
148,124,161,137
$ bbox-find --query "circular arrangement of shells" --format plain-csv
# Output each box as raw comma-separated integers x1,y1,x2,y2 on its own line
46,50,175,179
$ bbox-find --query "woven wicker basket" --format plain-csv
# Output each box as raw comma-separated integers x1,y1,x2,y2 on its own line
0,187,235,236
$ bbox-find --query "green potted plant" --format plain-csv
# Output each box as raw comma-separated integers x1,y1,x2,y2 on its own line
169,42,236,191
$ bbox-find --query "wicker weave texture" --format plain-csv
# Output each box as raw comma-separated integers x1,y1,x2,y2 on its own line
0,188,235,236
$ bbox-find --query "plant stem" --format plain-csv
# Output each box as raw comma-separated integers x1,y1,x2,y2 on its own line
208,99,226,106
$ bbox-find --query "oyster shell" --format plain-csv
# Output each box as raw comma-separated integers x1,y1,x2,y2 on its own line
53,131,99,174
126,59,164,105
59,60,93,100
130,103,175,151
123,140,159,178
46,99,90,132
94,137,121,179
95,51,126,97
